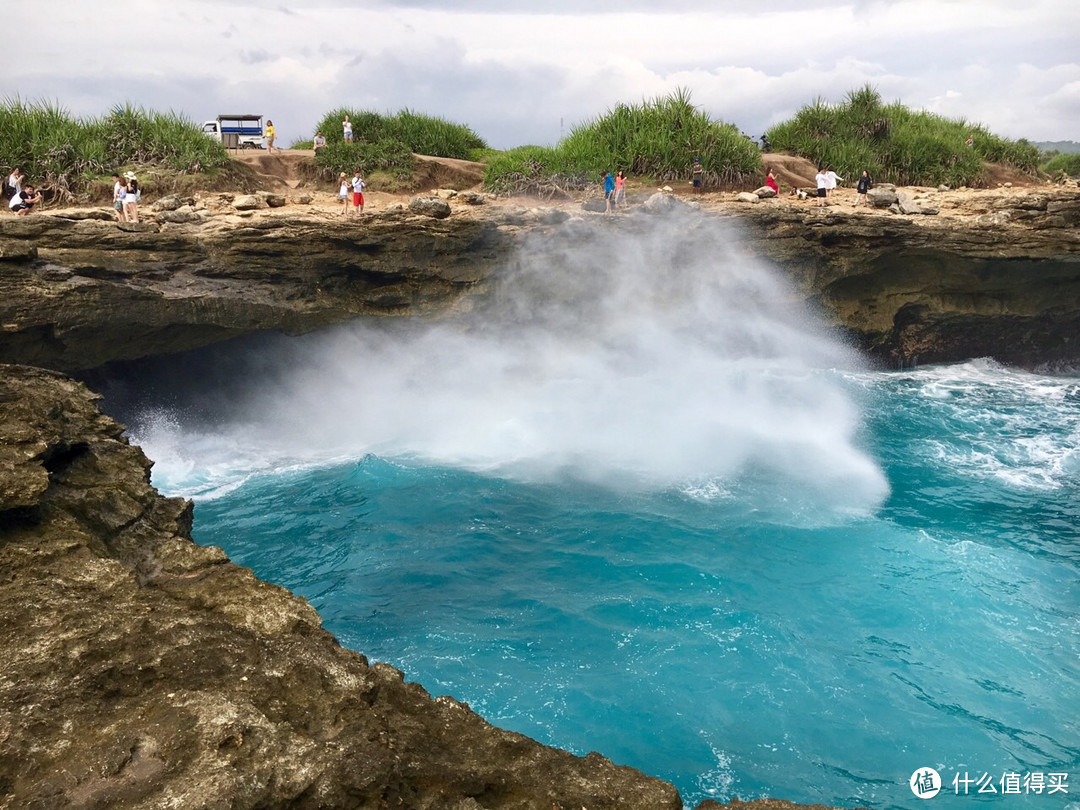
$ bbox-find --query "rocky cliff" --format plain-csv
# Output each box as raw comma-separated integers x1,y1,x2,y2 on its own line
1,187,1078,373
0,364,684,810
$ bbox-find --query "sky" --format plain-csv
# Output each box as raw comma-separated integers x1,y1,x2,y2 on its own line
4,1,1079,150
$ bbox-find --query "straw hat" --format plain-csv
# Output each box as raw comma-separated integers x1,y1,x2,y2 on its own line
123,171,137,180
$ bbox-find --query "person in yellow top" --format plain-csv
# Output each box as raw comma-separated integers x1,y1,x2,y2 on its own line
264,120,276,154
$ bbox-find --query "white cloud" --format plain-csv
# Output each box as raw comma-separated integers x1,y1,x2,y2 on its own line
2,1,1077,149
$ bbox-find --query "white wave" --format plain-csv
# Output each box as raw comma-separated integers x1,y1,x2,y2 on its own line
132,214,890,515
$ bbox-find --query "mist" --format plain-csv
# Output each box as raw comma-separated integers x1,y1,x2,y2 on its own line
122,213,889,512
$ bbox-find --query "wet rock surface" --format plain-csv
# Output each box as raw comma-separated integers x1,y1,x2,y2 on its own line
0,364,689,810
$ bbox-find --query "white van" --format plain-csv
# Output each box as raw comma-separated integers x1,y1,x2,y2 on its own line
202,114,265,149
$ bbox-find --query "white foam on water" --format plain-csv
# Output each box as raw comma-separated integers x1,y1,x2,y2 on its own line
134,214,890,516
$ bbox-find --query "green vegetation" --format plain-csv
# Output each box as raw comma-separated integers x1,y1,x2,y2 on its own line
1041,152,1080,177
766,85,1041,187
484,89,762,195
306,108,487,181
0,98,230,200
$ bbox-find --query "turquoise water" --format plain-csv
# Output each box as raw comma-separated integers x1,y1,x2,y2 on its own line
127,218,1080,809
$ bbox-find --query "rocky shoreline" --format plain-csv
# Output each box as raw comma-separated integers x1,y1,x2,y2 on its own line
2,184,1078,809
1,184,1079,373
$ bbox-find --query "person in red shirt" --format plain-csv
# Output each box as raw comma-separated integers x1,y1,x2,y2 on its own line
765,168,779,195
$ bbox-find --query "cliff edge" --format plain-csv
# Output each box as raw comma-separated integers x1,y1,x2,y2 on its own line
0,364,684,810
1,184,1079,373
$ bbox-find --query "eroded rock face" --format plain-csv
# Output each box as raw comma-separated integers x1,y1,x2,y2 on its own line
726,190,1080,367
0,364,684,810
0,212,513,372
1,188,1079,372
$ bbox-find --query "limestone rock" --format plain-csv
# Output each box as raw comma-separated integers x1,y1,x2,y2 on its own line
0,364,683,810
155,206,206,225
233,194,263,211
152,194,182,212
867,187,899,208
258,191,287,208
738,192,761,203
754,186,777,198
409,196,452,219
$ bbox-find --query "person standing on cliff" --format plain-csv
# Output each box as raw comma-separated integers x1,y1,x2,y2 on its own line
815,166,828,207
351,169,366,216
825,166,843,197
264,120,277,154
613,169,626,208
855,170,873,206
123,171,140,223
692,158,703,193
5,167,24,201
343,115,353,143
602,171,615,213
112,173,126,221
338,172,350,216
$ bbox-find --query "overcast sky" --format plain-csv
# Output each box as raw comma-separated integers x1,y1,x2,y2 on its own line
5,1,1079,150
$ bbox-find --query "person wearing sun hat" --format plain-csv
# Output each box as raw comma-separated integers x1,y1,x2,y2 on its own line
123,171,140,222
338,171,350,216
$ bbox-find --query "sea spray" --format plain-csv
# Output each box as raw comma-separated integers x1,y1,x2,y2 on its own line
128,212,888,513
119,217,1080,809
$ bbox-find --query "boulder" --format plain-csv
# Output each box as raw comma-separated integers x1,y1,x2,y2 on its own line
408,197,452,219
640,192,698,215
152,194,182,212
753,186,777,198
867,187,899,208
457,192,486,206
258,192,287,208
156,207,206,225
738,192,761,203
433,188,458,199
232,194,262,211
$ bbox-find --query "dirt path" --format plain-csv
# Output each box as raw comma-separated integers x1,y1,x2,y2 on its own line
230,149,314,191
229,149,486,195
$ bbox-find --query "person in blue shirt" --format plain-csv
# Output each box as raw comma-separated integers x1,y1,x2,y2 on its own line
603,171,615,213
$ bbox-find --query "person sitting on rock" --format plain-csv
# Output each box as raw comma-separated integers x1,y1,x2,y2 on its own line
313,131,326,154
765,168,779,195
9,183,42,215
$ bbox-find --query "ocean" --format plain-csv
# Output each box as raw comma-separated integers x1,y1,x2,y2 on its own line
117,215,1079,809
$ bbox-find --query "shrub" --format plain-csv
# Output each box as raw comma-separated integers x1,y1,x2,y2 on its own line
309,139,414,182
766,85,1041,187
1042,152,1080,177
484,88,762,194
310,108,486,160
0,97,229,199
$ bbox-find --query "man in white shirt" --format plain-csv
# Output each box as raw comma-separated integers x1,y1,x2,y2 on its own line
351,169,365,216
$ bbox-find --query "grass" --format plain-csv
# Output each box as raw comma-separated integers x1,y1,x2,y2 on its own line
303,107,487,181
484,89,762,195
765,85,1042,188
1041,152,1080,178
0,98,230,201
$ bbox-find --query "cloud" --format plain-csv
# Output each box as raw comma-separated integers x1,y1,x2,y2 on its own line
2,0,1077,149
